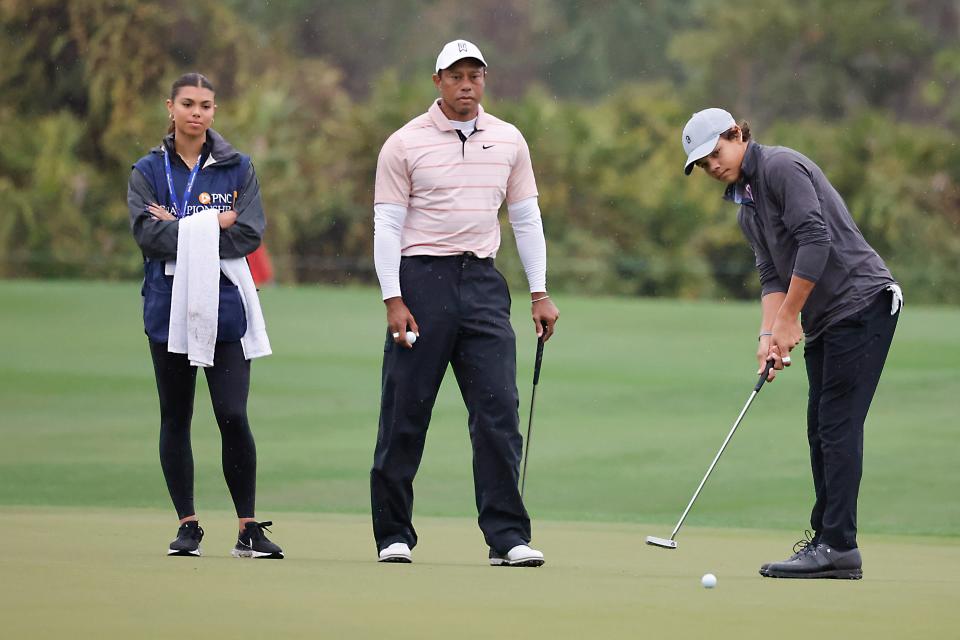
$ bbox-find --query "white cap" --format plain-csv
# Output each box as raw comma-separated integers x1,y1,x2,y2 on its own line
435,40,487,72
681,108,736,175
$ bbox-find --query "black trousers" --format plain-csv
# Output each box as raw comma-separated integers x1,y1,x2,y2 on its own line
149,340,257,519
371,254,530,554
804,289,898,550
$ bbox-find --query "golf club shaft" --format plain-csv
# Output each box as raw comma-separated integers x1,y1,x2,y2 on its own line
520,385,538,498
520,334,546,499
667,360,776,540
668,389,758,539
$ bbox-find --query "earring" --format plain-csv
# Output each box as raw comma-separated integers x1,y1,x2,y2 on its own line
169,114,174,121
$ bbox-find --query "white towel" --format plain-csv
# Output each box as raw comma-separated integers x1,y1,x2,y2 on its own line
886,283,903,315
168,209,221,367
220,258,272,360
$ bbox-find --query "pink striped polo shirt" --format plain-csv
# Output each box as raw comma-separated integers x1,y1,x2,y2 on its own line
374,100,538,258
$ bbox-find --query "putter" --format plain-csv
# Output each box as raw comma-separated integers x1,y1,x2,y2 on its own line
519,330,546,499
646,359,777,550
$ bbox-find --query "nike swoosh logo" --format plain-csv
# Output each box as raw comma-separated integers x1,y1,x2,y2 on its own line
482,145,494,149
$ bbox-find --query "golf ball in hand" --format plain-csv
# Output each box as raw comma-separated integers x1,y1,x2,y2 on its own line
701,573,717,588
405,331,417,345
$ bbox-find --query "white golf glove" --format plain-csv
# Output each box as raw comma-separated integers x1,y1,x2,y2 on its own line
886,283,903,315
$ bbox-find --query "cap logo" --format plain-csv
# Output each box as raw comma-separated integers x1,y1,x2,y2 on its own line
685,135,691,144
457,42,469,53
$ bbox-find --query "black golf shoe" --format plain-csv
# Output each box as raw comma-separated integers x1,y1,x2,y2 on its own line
168,521,204,557
764,543,862,579
231,521,284,559
759,530,817,576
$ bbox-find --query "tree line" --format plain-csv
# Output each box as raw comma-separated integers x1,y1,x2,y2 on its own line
1,0,958,302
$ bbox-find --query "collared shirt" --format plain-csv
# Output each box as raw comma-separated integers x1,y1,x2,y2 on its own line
727,141,895,341
374,100,538,258
732,182,754,205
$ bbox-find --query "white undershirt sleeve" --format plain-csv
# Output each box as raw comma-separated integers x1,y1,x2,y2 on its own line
507,196,547,293
373,202,407,300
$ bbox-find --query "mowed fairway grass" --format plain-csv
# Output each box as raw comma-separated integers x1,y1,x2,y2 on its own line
1,279,958,638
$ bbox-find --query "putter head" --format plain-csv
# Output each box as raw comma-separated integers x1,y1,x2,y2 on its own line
645,535,678,549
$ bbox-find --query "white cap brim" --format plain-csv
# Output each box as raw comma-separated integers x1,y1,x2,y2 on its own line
436,54,486,72
683,136,720,175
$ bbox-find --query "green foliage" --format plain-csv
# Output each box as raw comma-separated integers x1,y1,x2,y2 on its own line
770,113,960,303
1,0,958,303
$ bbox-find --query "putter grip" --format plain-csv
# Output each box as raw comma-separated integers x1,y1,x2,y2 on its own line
532,335,545,385
755,359,776,392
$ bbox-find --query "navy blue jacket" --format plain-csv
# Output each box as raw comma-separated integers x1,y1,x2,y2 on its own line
128,129,266,342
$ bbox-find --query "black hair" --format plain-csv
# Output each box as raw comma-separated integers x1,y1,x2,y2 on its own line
167,73,215,134
436,59,487,78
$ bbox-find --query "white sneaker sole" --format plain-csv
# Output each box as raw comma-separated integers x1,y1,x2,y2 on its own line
489,556,545,567
167,547,201,557
231,548,284,559
378,554,412,563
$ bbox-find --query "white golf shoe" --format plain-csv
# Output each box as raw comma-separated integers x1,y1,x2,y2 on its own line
489,544,545,567
378,542,412,563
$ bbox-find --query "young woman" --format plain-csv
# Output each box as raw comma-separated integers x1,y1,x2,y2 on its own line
128,73,283,559
681,108,901,580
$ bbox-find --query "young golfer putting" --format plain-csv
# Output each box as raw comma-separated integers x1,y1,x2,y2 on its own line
682,108,901,579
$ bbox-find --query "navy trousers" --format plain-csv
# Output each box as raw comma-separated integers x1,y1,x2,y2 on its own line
371,254,531,555
804,289,899,550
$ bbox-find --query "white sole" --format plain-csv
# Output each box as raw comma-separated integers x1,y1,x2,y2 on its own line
490,557,545,567
378,554,412,563
168,547,201,557
231,548,284,559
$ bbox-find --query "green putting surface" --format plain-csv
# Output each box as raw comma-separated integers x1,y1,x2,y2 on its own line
1,280,958,636
2,508,958,638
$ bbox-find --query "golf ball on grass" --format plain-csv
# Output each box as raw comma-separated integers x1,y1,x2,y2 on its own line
405,331,417,345
701,573,717,588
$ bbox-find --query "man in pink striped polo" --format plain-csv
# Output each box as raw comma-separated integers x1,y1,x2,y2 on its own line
371,39,560,567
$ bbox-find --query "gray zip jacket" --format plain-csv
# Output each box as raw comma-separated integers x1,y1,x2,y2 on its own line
728,142,895,341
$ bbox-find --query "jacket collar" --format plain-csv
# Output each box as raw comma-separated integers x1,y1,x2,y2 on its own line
154,128,240,167
428,99,486,132
724,141,761,202
740,141,760,180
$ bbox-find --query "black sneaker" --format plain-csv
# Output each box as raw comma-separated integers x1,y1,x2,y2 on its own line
168,521,204,557
759,530,817,576
764,543,862,579
231,521,284,559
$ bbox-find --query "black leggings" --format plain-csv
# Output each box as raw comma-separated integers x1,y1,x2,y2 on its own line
149,341,257,519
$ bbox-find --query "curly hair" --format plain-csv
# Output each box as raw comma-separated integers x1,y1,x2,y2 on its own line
722,121,752,142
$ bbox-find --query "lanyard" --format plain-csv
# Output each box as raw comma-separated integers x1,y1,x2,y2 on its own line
163,147,203,218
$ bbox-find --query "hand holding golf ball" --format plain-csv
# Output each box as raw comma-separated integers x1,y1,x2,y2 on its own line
389,329,418,347
701,573,717,588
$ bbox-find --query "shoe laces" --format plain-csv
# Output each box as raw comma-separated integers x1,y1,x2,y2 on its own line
246,520,273,540
792,529,816,556
180,522,204,540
